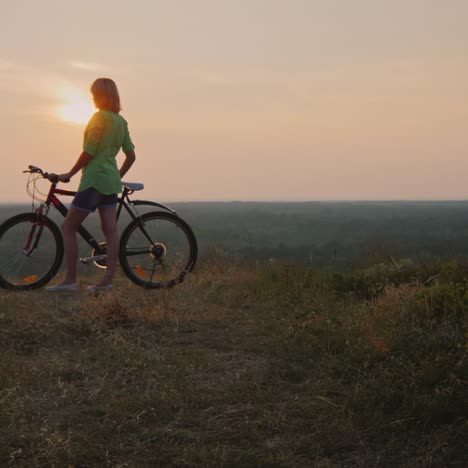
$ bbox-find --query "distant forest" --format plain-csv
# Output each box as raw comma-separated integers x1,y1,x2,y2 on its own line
3,201,468,270
178,201,468,269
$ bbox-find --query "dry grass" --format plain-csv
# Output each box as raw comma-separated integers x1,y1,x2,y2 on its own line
0,259,466,466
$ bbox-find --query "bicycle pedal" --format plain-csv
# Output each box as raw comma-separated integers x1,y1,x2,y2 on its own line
80,254,107,264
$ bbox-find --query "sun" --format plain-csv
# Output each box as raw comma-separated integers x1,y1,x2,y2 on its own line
56,83,95,125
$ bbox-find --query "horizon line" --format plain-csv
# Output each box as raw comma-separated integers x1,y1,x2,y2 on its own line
3,198,468,205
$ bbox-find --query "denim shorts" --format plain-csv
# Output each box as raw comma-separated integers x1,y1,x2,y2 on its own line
71,188,118,213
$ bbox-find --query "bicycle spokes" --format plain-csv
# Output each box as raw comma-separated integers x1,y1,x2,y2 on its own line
0,214,63,289
120,212,196,288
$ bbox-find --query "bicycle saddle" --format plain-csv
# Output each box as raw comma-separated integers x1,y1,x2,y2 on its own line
122,182,144,191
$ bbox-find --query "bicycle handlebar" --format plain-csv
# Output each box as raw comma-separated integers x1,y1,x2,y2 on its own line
24,165,59,183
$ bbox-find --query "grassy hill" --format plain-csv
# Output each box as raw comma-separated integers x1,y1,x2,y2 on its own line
0,257,465,466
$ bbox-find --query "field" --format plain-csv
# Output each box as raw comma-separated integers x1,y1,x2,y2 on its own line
0,203,467,466
4,200,468,269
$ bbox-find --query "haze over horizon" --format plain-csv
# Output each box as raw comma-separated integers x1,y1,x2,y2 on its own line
1,0,467,203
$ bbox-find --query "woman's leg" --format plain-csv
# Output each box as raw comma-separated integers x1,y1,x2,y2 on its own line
61,207,89,284
97,205,119,286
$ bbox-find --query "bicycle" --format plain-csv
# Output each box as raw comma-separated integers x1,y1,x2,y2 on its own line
0,165,198,290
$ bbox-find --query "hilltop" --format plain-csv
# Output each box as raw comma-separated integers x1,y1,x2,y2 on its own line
0,258,466,466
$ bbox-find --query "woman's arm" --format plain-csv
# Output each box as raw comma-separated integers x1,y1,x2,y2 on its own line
58,152,92,182
119,150,136,178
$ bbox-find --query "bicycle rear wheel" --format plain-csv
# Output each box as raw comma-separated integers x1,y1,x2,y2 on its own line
119,211,197,288
0,213,64,290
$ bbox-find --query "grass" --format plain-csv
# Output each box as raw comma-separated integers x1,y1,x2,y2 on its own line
0,257,466,466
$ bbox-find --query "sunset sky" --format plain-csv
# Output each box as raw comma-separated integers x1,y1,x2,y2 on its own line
1,0,467,202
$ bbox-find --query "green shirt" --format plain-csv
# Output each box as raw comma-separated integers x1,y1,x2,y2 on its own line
78,110,135,194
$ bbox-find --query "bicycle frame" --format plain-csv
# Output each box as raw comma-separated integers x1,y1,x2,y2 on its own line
41,182,178,258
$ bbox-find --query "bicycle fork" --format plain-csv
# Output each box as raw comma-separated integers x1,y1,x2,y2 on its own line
23,205,48,257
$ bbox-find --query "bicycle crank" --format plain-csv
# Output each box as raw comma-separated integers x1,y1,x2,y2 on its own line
80,254,107,265
81,242,108,268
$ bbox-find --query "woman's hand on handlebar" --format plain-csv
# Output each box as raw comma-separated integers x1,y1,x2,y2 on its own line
58,173,71,183
24,165,71,183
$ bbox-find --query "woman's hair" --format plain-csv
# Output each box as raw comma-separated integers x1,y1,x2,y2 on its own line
90,78,121,113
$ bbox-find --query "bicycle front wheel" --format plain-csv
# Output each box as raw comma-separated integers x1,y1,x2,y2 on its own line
0,213,64,290
119,211,197,288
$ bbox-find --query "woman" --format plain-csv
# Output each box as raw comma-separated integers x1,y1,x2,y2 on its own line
47,78,136,292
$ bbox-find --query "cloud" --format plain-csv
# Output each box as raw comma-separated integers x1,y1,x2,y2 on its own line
0,59,33,91
0,59,15,71
70,60,103,71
